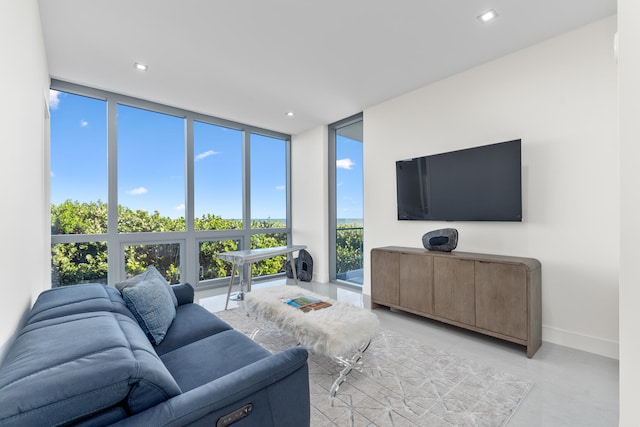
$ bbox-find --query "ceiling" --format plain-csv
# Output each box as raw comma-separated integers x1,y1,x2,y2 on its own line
38,0,617,136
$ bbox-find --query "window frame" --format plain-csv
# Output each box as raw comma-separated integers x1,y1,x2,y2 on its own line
50,80,292,289
328,113,364,287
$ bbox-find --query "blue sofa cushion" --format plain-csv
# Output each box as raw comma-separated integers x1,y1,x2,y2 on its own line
171,282,195,305
153,303,234,356
26,283,133,324
116,265,178,307
0,311,181,426
122,277,176,345
160,329,272,392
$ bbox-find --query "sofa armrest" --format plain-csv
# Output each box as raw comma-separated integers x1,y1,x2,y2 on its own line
111,347,310,427
171,283,194,305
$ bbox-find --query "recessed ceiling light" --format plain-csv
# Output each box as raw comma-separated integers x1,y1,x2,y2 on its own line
134,62,148,71
478,9,498,23
285,111,295,117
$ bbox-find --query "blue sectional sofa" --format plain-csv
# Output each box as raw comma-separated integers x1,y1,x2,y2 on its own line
0,282,310,426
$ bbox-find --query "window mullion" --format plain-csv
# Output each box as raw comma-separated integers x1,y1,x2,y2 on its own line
184,116,197,285
242,130,251,248
107,97,120,285
286,137,292,246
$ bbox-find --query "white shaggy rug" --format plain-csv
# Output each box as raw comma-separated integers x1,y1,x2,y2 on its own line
216,308,533,427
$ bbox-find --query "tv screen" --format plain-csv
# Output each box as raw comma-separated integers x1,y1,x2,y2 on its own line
396,139,522,221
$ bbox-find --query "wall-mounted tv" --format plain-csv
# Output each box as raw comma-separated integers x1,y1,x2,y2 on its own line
396,139,522,221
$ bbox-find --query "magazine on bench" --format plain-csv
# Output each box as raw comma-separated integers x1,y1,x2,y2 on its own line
282,295,332,312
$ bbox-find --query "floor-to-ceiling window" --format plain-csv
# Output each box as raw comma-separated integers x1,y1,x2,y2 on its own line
49,81,291,289
329,114,363,285
50,90,108,285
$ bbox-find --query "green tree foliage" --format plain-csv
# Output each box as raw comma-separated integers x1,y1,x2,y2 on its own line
51,201,292,286
124,243,181,284
118,205,185,233
196,213,242,231
336,224,363,275
199,239,240,280
51,200,109,286
52,241,108,286
250,233,287,277
51,200,107,234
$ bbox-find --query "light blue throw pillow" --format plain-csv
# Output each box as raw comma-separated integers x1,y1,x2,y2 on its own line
115,265,178,307
122,277,176,345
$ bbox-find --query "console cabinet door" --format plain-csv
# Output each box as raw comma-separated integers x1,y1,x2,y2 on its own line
399,253,433,314
433,257,475,325
371,249,400,305
475,261,527,340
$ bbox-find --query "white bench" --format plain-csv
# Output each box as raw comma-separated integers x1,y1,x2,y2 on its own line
245,285,380,396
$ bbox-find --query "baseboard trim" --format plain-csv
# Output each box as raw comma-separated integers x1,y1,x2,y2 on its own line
543,325,619,359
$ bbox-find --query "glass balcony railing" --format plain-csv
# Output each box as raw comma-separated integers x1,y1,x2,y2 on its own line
336,226,363,285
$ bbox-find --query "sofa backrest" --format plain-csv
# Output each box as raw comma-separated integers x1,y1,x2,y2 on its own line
26,283,134,324
0,311,182,426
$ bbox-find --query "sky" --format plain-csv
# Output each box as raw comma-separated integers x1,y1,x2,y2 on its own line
336,135,363,219
50,90,362,221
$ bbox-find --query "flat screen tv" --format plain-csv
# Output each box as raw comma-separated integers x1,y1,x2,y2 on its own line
396,139,522,221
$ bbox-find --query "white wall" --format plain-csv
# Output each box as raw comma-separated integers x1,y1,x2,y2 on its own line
363,17,619,358
291,126,330,283
0,0,50,359
618,0,640,424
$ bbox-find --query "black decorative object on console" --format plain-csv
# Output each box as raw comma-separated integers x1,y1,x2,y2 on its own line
285,249,314,282
422,228,458,252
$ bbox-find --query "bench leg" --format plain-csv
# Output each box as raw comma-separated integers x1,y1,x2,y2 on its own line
330,339,372,397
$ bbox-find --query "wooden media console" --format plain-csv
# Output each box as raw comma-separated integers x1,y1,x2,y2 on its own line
371,246,542,357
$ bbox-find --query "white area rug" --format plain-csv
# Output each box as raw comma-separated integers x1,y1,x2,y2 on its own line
217,308,533,427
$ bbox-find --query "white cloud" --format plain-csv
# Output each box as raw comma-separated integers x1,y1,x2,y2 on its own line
174,204,185,211
336,158,355,170
80,120,88,127
49,90,61,110
51,171,56,178
127,187,148,195
195,150,219,161
276,185,285,191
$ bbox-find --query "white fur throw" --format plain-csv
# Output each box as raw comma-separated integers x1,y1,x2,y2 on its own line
245,285,380,357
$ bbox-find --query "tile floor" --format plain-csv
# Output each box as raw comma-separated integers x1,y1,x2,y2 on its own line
197,279,619,427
